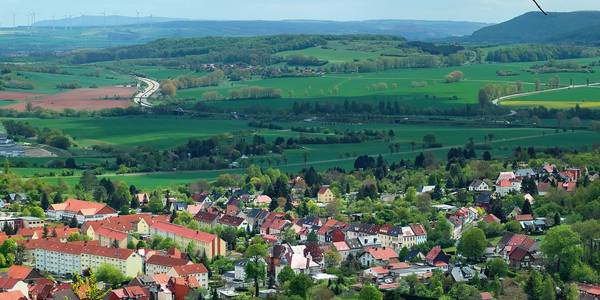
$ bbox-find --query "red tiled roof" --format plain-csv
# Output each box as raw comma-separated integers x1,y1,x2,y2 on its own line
22,239,135,259
389,262,410,270
18,225,79,239
269,218,290,231
317,186,330,195
579,284,600,296
0,277,19,289
409,223,427,236
0,291,26,300
153,274,170,285
502,233,535,251
147,255,189,268
317,219,347,235
218,215,245,227
426,246,442,262
151,222,216,243
171,263,208,276
110,286,149,300
366,247,398,261
508,246,532,262
483,214,501,224
514,214,534,221
369,266,389,275
48,199,117,216
95,226,128,241
480,292,493,300
333,241,349,252
194,211,219,223
5,265,32,280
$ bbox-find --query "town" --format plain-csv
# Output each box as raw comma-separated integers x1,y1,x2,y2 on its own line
0,148,597,300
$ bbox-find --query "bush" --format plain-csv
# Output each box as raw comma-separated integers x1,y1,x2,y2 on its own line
445,71,464,83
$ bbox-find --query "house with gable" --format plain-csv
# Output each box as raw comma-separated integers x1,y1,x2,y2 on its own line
495,172,522,196
317,186,335,204
468,179,490,192
359,247,399,267
425,246,449,270
47,199,118,224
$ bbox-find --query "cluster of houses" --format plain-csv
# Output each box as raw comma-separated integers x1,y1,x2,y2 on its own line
0,161,596,299
468,163,585,199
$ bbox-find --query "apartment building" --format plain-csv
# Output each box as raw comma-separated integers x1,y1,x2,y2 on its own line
46,199,118,224
149,222,226,259
23,240,143,277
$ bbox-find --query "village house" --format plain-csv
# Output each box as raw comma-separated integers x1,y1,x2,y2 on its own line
108,286,150,300
82,214,169,241
46,199,118,224
146,254,191,276
425,246,449,270
496,233,538,268
468,179,490,192
0,277,28,297
359,247,399,267
316,219,347,243
166,263,209,289
495,172,522,197
218,214,250,231
317,186,335,203
194,211,219,228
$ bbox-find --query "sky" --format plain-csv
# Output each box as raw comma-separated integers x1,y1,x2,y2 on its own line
1,0,599,26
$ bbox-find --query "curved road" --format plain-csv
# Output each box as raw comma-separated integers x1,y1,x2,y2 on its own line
493,82,600,105
133,77,160,108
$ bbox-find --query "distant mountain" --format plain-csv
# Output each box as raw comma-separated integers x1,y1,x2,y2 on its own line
134,19,490,40
0,18,490,54
33,15,186,27
469,11,600,44
30,18,490,40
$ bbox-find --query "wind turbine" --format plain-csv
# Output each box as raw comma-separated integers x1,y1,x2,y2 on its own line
532,0,547,15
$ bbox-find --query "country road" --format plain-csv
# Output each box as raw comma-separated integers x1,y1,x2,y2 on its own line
493,82,600,105
133,77,160,108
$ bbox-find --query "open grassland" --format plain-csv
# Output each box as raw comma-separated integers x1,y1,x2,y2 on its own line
501,86,600,109
24,127,600,189
11,114,600,188
169,58,600,109
20,117,257,149
2,66,132,95
276,40,397,63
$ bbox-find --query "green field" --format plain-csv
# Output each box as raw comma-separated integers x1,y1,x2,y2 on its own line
9,113,600,189
166,58,600,110
502,86,600,108
19,117,257,149
2,65,133,94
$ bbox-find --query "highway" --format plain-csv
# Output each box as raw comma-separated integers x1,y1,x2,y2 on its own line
133,77,160,108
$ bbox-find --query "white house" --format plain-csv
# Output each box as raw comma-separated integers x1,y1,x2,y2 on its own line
46,199,118,224
468,180,490,192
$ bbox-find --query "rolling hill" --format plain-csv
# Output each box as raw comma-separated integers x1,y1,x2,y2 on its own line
469,11,600,44
0,19,489,55
32,15,186,27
